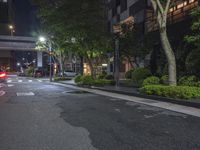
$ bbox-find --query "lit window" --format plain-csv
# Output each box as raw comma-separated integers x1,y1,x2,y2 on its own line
169,8,174,12
189,0,195,3
177,3,184,9
184,1,187,6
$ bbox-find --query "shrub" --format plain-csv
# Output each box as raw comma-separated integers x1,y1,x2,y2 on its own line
142,76,160,87
98,71,107,79
54,77,72,81
178,75,199,86
161,75,169,85
74,75,83,83
93,79,115,86
105,74,114,80
132,68,151,86
81,75,94,85
141,85,200,99
125,69,134,79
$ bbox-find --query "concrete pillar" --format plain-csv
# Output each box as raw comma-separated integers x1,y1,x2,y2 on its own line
37,51,43,68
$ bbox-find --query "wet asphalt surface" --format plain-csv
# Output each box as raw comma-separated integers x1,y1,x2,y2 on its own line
0,76,200,150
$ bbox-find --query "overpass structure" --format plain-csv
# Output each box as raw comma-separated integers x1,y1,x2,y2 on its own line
0,35,36,51
0,35,44,71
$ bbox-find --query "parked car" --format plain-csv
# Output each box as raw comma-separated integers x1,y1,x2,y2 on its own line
60,70,77,77
33,70,44,78
0,69,7,82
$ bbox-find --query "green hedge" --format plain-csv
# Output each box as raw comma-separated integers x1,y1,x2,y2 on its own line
74,75,115,86
74,74,83,83
125,69,134,79
81,75,94,85
141,85,200,99
54,77,72,81
178,75,199,87
132,68,151,86
142,76,160,86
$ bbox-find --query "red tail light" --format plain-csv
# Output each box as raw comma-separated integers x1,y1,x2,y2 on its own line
0,72,6,78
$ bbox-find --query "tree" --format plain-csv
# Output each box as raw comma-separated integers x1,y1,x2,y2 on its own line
150,0,177,86
185,6,200,77
32,0,111,78
119,24,149,67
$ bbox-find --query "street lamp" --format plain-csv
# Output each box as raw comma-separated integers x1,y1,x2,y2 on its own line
113,24,121,88
39,36,53,82
9,25,14,36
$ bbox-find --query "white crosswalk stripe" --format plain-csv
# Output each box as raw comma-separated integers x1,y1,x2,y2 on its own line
28,80,33,82
37,80,42,82
7,80,12,83
18,80,22,82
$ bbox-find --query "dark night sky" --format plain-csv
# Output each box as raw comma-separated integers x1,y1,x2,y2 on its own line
13,0,39,36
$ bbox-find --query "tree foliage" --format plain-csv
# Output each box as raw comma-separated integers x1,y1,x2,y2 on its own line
32,0,112,77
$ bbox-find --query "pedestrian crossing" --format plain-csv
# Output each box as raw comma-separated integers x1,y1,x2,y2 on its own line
6,78,46,84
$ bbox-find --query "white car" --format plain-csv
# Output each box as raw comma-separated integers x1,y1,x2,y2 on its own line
60,71,77,77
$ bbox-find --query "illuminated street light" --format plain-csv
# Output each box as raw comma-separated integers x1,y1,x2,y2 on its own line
8,25,14,36
39,36,46,43
38,36,52,82
17,62,20,66
9,25,13,29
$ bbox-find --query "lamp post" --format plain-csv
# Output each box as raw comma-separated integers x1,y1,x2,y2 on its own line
9,25,14,36
113,24,121,88
39,36,53,82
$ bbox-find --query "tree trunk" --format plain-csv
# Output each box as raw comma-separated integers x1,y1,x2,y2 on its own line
160,28,177,86
59,51,64,77
85,54,95,79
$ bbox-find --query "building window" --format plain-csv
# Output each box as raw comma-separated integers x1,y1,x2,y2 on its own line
120,0,127,13
116,0,120,7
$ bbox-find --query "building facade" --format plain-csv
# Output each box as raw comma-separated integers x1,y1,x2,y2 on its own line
0,0,14,35
107,0,200,77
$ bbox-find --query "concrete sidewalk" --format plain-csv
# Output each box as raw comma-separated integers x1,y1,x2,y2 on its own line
57,79,200,108
52,82,200,118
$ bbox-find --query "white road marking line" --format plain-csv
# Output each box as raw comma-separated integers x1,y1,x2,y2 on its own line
18,80,22,83
16,92,35,96
0,90,6,96
37,80,42,82
7,80,12,83
7,84,14,87
28,80,33,82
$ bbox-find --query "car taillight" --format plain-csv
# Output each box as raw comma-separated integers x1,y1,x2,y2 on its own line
0,72,6,78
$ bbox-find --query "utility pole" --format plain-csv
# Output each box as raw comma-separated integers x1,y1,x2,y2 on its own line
49,42,53,82
114,35,120,88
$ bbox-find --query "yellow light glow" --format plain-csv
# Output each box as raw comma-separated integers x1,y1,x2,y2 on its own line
189,0,195,3
9,25,13,29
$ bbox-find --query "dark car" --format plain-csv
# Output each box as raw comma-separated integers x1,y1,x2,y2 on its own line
0,69,7,83
33,69,44,78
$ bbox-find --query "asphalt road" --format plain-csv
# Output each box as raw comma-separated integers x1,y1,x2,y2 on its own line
0,76,200,150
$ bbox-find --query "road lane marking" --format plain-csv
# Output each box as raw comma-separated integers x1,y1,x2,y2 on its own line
7,84,14,87
7,80,12,83
28,80,32,82
16,92,35,96
18,80,22,83
37,80,42,82
0,90,6,96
